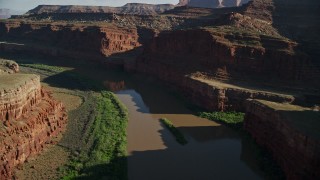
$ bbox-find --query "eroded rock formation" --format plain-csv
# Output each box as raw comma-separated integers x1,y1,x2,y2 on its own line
133,26,319,111
0,70,67,179
141,28,311,81
244,99,320,179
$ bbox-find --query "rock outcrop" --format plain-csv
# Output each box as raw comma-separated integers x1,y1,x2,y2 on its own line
0,73,67,179
244,99,320,179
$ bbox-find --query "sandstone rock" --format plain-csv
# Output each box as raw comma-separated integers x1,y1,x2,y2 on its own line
0,74,41,121
132,27,320,111
136,27,320,85
0,74,67,179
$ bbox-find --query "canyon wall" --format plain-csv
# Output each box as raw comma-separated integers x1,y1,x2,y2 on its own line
135,57,294,111
244,99,320,179
137,28,318,83
132,28,320,111
0,72,67,179
0,21,141,58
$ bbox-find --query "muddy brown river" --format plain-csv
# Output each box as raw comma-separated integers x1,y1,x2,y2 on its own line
71,63,266,180
109,76,265,180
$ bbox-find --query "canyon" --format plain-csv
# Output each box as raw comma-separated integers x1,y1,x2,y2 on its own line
0,60,67,179
0,0,319,179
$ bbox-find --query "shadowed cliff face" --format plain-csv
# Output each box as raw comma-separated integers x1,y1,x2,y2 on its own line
244,100,320,180
0,22,141,57
271,0,320,68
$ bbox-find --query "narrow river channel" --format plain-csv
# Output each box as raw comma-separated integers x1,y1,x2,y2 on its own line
7,54,267,180
105,74,265,180
66,62,266,180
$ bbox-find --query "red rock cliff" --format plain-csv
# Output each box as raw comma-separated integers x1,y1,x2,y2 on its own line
134,28,319,111
142,28,315,81
0,74,67,179
0,74,41,121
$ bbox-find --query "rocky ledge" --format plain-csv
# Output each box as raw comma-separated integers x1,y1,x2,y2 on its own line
0,69,67,179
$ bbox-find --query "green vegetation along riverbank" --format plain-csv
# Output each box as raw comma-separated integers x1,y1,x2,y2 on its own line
160,118,188,145
62,92,128,180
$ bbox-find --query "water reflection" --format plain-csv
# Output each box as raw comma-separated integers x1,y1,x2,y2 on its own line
116,89,263,180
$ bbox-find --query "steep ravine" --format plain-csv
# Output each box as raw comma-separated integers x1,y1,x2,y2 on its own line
0,1,319,178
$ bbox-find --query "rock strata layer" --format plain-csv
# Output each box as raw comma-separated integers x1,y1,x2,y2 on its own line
0,74,67,179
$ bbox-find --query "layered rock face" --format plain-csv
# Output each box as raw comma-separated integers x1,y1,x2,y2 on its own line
136,57,294,111
142,28,312,81
178,0,250,8
0,74,41,121
134,27,318,111
0,21,141,58
0,71,67,179
244,99,320,179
